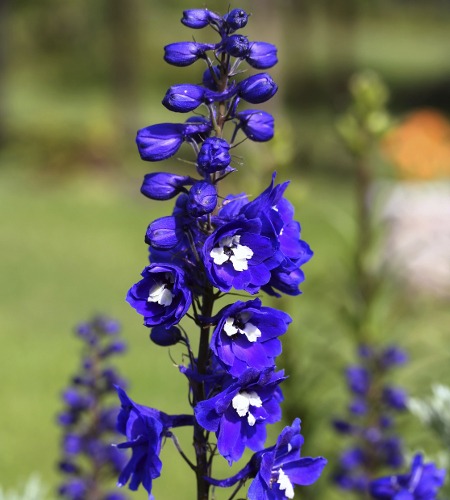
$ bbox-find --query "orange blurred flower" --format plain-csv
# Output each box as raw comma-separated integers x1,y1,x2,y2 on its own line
382,109,450,180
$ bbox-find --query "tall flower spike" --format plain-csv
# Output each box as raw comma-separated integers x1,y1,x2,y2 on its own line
119,7,325,499
57,316,129,500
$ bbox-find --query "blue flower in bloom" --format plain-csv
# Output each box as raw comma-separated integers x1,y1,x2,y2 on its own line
346,365,371,396
211,298,291,376
115,387,194,497
206,419,327,499
195,368,285,463
203,218,280,294
126,263,192,328
248,419,327,499
369,454,445,500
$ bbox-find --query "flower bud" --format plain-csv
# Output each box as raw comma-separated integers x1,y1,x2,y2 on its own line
187,181,218,217
246,41,278,69
224,35,249,58
224,9,248,31
181,9,210,28
164,42,214,67
136,123,184,161
162,84,206,113
197,138,231,174
150,325,183,346
237,110,274,142
238,73,278,104
141,172,192,201
183,116,212,141
202,66,221,90
145,216,182,249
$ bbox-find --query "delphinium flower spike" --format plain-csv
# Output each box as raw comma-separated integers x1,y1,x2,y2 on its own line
57,316,129,500
117,7,326,499
332,344,408,496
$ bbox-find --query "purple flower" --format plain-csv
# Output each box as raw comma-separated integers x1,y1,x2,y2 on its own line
203,218,280,294
115,387,194,496
59,478,87,500
195,368,285,463
187,181,217,217
197,137,231,174
136,123,185,162
238,73,278,104
211,298,291,376
346,366,371,396
162,84,206,113
145,216,183,250
383,386,408,411
248,418,327,499
224,35,250,57
369,454,445,500
181,9,221,29
140,172,193,201
224,8,249,32
126,263,192,328
237,110,274,142
163,41,214,67
381,346,408,368
246,41,278,69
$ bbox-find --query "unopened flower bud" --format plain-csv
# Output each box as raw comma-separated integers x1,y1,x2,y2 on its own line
187,181,218,217
136,123,184,161
237,110,274,142
181,9,211,29
246,41,278,69
224,9,248,31
150,325,183,346
197,138,231,174
202,66,221,90
164,42,214,67
145,216,182,249
162,84,206,113
238,73,278,104
224,35,249,58
141,172,192,201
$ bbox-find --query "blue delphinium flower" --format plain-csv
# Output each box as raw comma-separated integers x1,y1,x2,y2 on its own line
114,387,194,497
333,344,409,496
57,316,128,500
118,7,326,498
369,454,445,500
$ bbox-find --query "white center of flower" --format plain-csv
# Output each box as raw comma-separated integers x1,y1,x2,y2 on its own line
210,235,253,271
232,390,262,426
224,313,262,343
277,468,295,499
147,281,174,306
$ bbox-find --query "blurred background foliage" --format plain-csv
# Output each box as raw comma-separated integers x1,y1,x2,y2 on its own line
0,0,449,498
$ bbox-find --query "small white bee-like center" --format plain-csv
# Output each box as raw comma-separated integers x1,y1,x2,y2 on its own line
147,281,174,306
210,234,253,271
277,468,295,499
232,390,262,426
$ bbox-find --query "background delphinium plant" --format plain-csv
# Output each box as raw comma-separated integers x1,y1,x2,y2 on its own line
332,344,408,495
331,72,412,498
57,316,128,500
114,7,326,500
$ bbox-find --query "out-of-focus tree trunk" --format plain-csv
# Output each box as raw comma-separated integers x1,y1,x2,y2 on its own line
0,0,9,148
108,0,141,145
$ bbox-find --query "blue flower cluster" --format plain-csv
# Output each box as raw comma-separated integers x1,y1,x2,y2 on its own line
332,344,409,495
57,316,128,500
370,453,445,500
117,7,326,499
